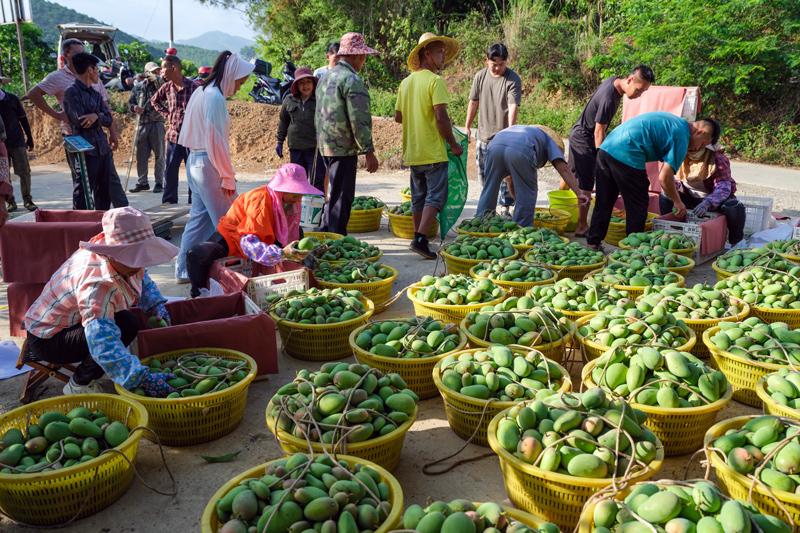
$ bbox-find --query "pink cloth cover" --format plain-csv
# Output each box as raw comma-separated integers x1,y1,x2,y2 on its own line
35,209,105,223
7,282,45,336
657,213,727,256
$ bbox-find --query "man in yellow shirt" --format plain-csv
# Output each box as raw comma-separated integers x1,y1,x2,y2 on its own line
395,33,462,259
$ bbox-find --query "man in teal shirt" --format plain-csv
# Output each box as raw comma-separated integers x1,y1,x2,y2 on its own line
586,111,717,249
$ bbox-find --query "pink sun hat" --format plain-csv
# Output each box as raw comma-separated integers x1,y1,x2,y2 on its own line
80,207,179,268
267,163,323,196
337,32,379,56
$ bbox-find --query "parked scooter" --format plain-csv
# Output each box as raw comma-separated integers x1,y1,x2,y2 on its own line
102,59,135,92
250,50,296,105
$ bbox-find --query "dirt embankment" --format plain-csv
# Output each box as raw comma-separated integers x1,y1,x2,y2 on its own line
26,99,407,173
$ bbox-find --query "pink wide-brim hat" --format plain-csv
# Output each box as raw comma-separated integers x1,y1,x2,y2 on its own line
268,163,324,196
337,32,379,56
290,66,317,97
80,207,179,268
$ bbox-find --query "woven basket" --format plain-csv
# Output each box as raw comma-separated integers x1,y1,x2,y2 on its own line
325,249,383,266
317,265,398,313
705,416,800,526
459,316,573,364
387,212,437,239
0,393,148,525
573,315,697,361
510,235,570,252
115,348,256,446
533,208,571,234
750,304,800,328
400,191,411,203
346,207,383,233
704,326,788,407
665,299,750,359
441,248,520,276
755,376,800,419
487,407,664,531
349,321,468,399
432,350,571,446
469,263,557,297
604,213,657,246
287,231,344,258
200,454,404,533
618,240,697,259
583,269,686,300
270,297,375,361
406,285,508,323
265,406,416,471
582,359,733,456
455,227,504,237
524,250,607,281
712,261,734,281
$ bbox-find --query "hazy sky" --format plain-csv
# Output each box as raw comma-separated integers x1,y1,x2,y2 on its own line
47,0,257,42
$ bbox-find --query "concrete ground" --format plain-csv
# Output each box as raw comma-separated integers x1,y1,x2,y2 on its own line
0,159,794,531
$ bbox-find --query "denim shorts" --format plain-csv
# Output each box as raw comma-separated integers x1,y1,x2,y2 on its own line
409,161,448,212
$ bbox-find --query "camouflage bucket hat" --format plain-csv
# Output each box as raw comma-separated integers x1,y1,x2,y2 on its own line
337,32,379,56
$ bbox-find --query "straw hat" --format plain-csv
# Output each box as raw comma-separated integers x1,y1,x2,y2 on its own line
407,32,459,72
532,124,566,152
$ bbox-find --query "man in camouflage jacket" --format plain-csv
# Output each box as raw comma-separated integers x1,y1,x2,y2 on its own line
315,32,380,234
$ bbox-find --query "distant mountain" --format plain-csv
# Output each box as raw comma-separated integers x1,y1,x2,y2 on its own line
178,31,254,54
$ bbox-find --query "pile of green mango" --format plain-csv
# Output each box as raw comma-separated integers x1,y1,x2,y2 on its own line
472,259,555,284
710,415,800,496
533,211,565,222
493,390,660,478
401,186,411,195
590,480,792,533
388,201,413,216
402,500,558,533
0,406,131,474
313,236,380,263
458,215,520,234
438,345,566,401
444,236,515,261
354,317,461,358
271,288,368,324
462,297,572,347
587,263,682,288
763,369,800,409
268,363,418,444
133,353,250,399
589,346,729,406
714,265,800,309
314,261,394,284
351,196,384,210
766,239,800,256
577,306,693,349
620,230,696,250
297,236,327,251
708,318,800,365
500,227,564,248
638,284,743,321
608,248,692,270
714,247,793,275
414,275,504,305
527,279,634,314
213,453,394,533
523,242,604,267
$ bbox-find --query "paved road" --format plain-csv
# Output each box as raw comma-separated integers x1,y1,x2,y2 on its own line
729,160,800,191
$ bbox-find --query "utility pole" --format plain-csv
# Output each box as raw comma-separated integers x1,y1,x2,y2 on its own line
12,0,28,91
168,0,174,48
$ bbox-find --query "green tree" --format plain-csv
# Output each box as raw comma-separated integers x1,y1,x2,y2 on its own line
0,23,54,95
118,41,155,73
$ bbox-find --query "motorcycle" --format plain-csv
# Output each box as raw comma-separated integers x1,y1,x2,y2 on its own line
250,50,296,105
102,59,135,92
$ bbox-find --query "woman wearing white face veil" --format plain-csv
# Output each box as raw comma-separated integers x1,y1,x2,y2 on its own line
174,51,254,281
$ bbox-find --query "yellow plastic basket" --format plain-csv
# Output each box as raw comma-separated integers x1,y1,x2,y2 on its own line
441,248,520,276
270,297,375,361
400,191,412,203
265,406,416,471
669,300,750,359
348,321,468,399
666,257,696,277
346,207,383,233
469,263,557,297
712,261,734,281
317,265,398,313
705,416,800,525
432,350,571,446
510,235,570,253
573,315,697,361
583,269,686,300
533,207,571,234
751,304,800,328
200,454,404,533
287,232,344,258
387,211,437,239
487,407,664,531
618,240,697,259
459,317,573,364
0,393,148,526
326,249,383,266
455,228,503,237
115,348,256,446
582,359,733,456
704,327,788,407
604,213,657,246
524,250,607,281
406,284,508,323
755,376,800,419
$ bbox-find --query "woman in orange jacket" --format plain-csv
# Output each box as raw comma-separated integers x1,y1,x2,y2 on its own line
186,163,322,297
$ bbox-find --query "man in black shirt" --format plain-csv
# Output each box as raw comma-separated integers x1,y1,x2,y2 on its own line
569,65,654,236
0,84,35,211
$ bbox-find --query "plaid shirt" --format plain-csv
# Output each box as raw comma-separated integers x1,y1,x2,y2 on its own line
151,77,199,144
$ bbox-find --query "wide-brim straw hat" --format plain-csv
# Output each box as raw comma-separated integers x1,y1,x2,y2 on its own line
407,32,459,72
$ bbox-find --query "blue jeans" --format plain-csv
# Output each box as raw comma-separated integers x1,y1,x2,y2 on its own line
477,140,514,207
476,144,538,227
164,141,189,204
175,151,235,280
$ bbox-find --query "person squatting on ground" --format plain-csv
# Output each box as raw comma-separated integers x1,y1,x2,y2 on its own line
476,125,589,226
174,51,254,282
465,43,522,215
661,119,746,245
128,62,166,194
276,67,326,192
395,32,462,259
568,65,655,236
